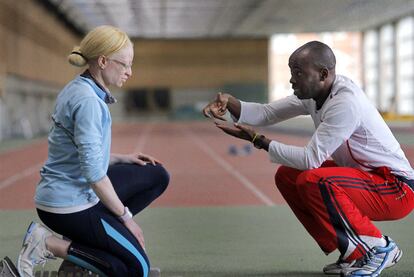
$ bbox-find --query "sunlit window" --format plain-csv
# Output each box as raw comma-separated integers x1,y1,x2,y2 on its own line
363,30,379,106
379,24,395,113
270,33,361,102
363,16,414,115
396,16,414,114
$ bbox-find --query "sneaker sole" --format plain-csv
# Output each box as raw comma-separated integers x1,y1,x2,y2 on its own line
4,256,19,277
323,260,357,275
150,267,161,277
324,269,343,275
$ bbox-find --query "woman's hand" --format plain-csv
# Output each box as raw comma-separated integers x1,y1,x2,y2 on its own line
112,153,162,166
123,219,146,251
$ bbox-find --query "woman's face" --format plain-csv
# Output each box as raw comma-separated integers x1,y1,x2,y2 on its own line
102,43,134,88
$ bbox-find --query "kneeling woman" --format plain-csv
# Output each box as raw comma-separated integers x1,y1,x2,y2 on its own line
16,25,169,277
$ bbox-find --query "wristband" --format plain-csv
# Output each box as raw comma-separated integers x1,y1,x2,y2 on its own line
251,133,259,143
253,134,266,149
118,206,133,223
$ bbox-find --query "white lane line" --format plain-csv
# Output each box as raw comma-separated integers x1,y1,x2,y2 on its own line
183,126,275,206
0,123,155,191
0,162,43,190
133,123,154,152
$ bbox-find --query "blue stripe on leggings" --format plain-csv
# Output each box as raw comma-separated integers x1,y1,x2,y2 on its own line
66,255,108,277
101,219,149,277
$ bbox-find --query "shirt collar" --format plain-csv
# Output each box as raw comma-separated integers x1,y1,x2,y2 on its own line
80,70,117,104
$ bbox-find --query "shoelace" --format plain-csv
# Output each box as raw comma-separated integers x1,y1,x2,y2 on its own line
353,250,384,270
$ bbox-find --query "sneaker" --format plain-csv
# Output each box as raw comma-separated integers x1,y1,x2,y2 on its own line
0,257,19,277
323,259,356,275
150,267,161,277
340,236,402,277
17,222,55,277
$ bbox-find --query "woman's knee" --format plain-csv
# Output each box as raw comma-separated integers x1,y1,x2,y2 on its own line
151,164,170,194
157,164,170,185
156,165,170,191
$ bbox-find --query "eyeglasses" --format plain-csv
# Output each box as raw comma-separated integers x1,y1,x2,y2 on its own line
107,58,132,70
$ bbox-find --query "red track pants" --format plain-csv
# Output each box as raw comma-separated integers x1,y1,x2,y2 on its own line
275,161,414,261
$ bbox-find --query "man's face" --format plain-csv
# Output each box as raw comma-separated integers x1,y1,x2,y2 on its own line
288,51,323,100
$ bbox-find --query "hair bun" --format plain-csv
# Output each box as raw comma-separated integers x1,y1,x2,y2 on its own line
68,47,87,67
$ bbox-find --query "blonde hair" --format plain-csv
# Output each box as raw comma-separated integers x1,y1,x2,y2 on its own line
68,25,132,67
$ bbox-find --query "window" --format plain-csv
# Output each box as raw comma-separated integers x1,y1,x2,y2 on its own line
363,16,414,115
363,30,379,105
396,16,414,114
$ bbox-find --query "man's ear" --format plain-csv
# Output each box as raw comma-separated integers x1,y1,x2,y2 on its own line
320,68,329,81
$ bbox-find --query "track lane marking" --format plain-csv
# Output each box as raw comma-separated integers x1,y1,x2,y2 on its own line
133,123,153,152
0,162,43,190
183,125,275,206
0,123,154,191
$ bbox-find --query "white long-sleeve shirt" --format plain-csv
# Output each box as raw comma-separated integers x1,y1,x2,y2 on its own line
238,75,414,180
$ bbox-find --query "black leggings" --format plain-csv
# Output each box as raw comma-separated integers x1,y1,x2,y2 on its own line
37,163,169,277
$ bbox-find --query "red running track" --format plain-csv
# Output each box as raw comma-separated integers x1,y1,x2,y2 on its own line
0,121,413,210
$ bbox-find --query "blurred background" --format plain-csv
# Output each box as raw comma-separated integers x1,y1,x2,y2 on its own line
1,0,414,142
2,1,414,275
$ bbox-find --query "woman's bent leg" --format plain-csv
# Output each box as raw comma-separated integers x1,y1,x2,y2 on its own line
38,204,150,277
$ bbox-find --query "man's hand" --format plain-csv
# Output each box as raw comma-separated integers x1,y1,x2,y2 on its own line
202,92,231,120
123,219,146,251
214,121,256,142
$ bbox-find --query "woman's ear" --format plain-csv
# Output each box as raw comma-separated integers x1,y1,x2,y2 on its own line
97,55,107,70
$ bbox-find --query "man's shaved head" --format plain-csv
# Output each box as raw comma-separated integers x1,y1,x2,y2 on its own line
288,41,337,108
290,41,336,71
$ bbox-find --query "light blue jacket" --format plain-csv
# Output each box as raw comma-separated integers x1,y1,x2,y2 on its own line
35,76,111,208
